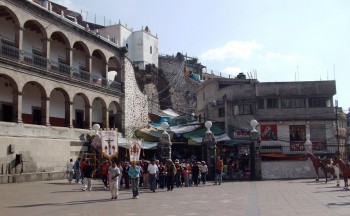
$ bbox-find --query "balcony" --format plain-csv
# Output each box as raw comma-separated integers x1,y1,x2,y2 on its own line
0,43,122,93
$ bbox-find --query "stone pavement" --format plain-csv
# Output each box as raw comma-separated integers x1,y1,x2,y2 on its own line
0,178,350,216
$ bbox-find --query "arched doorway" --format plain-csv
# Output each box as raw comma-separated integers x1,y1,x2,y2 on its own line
72,93,89,129
108,101,122,131
92,97,107,128
22,81,47,125
49,88,70,127
0,74,18,122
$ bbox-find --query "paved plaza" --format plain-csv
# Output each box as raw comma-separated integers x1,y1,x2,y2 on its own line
0,178,350,216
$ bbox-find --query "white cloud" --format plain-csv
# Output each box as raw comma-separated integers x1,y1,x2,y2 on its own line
261,52,302,62
221,67,242,75
50,0,77,11
200,40,263,61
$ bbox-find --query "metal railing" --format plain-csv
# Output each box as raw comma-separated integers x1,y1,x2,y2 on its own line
0,43,122,93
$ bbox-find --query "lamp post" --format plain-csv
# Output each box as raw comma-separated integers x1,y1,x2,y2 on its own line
250,119,261,180
161,122,172,160
202,121,216,180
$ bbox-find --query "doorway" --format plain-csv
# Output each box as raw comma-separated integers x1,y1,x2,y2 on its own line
2,104,13,122
75,110,84,128
32,107,42,125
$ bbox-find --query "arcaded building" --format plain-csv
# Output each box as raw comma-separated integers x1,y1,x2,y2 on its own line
0,0,148,180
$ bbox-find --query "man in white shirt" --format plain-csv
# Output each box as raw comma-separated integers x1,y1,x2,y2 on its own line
199,161,208,185
147,159,159,192
67,159,74,183
108,160,121,199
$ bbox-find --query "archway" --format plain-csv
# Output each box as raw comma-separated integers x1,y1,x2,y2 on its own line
72,93,89,129
0,74,19,122
49,88,70,127
22,81,47,125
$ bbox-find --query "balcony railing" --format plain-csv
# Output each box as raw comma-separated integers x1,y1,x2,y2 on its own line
0,43,122,93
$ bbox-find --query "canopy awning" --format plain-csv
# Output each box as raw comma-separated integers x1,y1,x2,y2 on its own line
188,133,231,145
183,123,225,139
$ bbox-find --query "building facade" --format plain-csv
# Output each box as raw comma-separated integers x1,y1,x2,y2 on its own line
196,75,346,160
0,0,148,179
97,23,159,70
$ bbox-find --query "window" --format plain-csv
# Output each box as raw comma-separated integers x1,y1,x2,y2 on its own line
239,105,252,115
218,107,225,117
267,98,278,109
281,98,305,108
150,46,152,54
308,97,331,108
289,125,306,141
257,98,265,109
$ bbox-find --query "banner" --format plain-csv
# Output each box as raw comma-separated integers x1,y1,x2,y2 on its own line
101,130,118,158
129,139,143,162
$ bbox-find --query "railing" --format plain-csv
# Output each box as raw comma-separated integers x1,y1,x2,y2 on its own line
0,43,19,60
260,144,349,161
0,43,123,93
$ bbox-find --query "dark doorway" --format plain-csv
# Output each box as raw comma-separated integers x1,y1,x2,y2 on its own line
109,114,116,128
2,104,13,122
75,110,84,129
32,108,41,125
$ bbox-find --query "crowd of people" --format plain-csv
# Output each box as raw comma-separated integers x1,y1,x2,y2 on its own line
67,156,225,200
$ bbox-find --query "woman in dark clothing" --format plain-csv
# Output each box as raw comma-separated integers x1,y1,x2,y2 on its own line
191,162,200,186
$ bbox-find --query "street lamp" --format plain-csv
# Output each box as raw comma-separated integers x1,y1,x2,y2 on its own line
161,122,172,160
250,119,261,180
203,121,216,180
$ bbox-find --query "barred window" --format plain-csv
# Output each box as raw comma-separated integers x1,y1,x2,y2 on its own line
239,105,252,115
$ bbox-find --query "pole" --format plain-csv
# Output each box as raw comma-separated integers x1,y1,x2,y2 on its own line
335,102,340,155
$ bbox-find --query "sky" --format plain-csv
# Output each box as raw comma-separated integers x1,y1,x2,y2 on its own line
51,0,350,112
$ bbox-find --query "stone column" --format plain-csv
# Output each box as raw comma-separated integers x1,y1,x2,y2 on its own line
44,38,51,60
85,105,92,129
15,91,23,123
16,27,24,61
88,56,92,83
103,107,109,129
44,97,50,126
69,101,74,128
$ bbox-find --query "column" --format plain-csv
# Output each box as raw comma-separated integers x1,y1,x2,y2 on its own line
16,91,23,123
103,108,109,129
45,97,50,126
88,56,92,83
85,105,92,129
16,27,24,61
69,101,74,128
69,48,74,78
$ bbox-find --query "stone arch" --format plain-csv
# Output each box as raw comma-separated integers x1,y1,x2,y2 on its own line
108,101,123,131
50,31,71,71
49,88,70,127
0,5,20,48
108,56,122,83
22,81,47,125
0,73,19,122
72,41,90,73
72,92,90,129
92,97,107,128
23,20,48,57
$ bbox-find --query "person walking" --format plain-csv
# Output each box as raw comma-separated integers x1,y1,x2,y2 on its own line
165,159,176,191
128,161,141,199
73,158,81,184
67,158,74,183
214,157,224,185
158,162,166,189
148,159,158,192
122,162,130,189
199,161,208,185
101,161,109,189
82,160,93,191
108,160,120,199
192,162,200,186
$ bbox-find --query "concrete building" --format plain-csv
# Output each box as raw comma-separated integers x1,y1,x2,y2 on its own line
97,23,159,70
0,0,148,182
196,75,345,159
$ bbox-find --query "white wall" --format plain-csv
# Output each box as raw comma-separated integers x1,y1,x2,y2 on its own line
72,50,86,69
0,17,15,42
22,85,41,114
92,99,102,122
72,95,85,120
49,90,65,118
0,77,13,102
23,29,43,53
91,57,104,77
50,40,67,61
